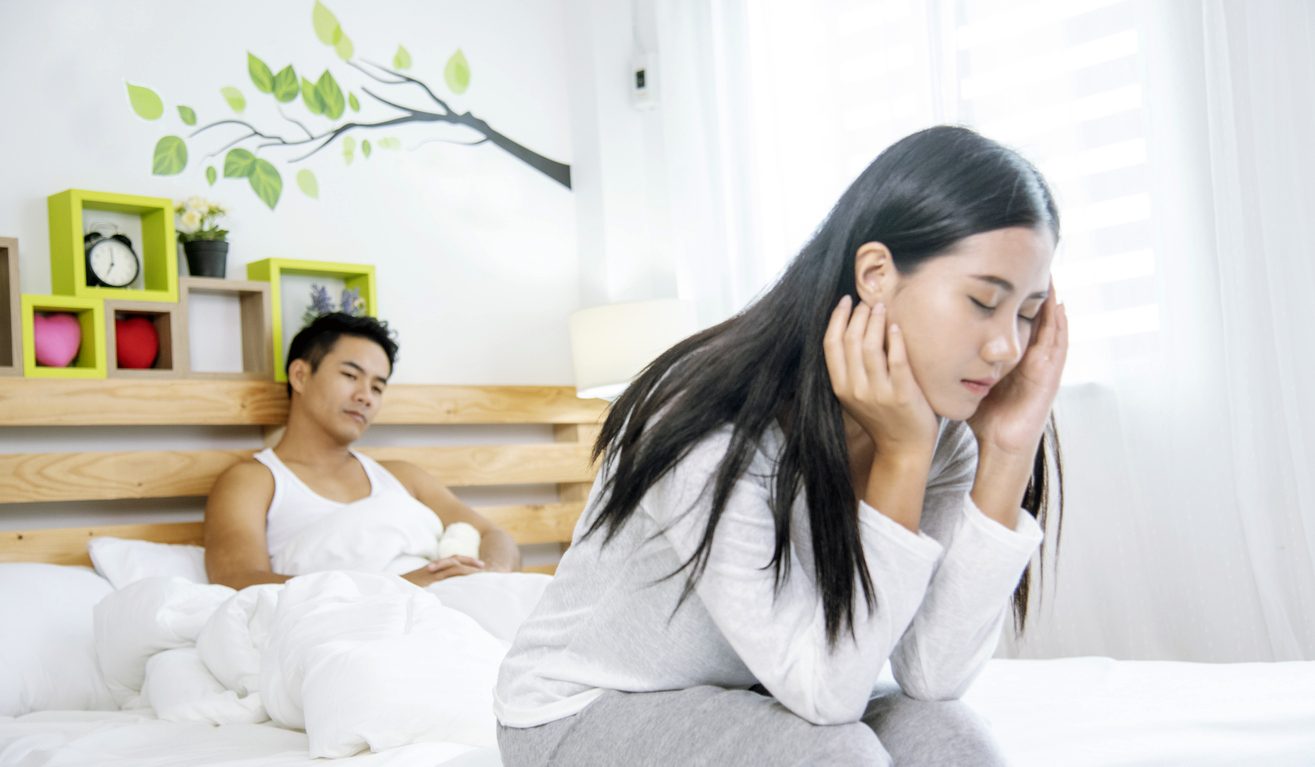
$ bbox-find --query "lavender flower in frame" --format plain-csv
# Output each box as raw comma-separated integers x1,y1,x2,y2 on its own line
301,283,337,326
340,287,365,316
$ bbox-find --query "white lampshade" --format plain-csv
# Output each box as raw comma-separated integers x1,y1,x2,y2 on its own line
569,299,698,400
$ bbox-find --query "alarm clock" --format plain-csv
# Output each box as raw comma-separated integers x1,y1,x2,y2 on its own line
84,231,141,288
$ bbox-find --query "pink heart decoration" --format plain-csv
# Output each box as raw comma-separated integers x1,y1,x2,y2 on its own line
33,312,82,367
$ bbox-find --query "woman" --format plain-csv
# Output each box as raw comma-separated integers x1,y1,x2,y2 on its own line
495,126,1067,766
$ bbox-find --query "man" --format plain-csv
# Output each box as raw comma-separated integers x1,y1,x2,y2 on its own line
205,312,521,590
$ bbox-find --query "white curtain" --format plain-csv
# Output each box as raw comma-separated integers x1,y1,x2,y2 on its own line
651,0,1315,661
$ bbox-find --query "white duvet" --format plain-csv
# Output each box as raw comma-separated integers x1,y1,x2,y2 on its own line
91,499,549,759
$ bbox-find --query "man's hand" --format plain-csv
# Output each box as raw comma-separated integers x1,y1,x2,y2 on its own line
401,555,486,587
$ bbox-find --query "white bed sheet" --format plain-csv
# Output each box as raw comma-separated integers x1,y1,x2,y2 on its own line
4,657,1312,766
0,710,501,767
964,657,1315,766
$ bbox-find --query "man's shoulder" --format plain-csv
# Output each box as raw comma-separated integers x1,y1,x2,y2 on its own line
375,458,422,488
212,457,276,495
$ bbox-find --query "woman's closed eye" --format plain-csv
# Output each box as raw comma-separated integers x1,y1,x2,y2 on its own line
971,297,1039,324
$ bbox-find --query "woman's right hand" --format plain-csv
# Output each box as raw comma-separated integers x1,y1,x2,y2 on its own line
401,555,485,587
822,295,938,461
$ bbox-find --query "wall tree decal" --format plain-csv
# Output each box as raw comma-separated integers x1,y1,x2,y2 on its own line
131,1,572,210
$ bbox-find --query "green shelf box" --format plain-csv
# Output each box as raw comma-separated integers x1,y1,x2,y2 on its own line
21,294,107,379
246,258,377,382
48,189,179,303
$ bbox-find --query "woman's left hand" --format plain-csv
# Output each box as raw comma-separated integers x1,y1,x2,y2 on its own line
967,286,1068,456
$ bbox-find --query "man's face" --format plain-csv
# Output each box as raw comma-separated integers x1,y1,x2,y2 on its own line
289,335,392,444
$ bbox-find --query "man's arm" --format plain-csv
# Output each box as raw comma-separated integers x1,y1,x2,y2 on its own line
203,461,292,589
383,461,522,572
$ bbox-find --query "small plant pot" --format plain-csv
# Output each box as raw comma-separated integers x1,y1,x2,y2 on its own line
183,240,229,278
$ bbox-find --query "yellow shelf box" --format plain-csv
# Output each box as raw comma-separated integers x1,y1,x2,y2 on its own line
246,258,377,383
48,189,179,303
21,294,107,379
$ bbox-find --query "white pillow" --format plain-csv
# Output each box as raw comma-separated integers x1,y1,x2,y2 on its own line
88,537,209,589
0,563,118,715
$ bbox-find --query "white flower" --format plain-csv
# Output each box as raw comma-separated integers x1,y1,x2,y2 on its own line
185,196,207,214
178,209,202,234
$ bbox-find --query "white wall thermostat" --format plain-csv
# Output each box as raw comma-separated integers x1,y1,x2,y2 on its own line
631,52,658,110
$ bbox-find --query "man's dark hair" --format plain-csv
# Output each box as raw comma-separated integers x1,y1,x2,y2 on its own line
285,312,399,397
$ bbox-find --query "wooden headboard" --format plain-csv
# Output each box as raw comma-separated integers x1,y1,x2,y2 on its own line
0,378,607,573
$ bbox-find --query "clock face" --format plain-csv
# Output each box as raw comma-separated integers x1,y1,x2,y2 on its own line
88,238,139,288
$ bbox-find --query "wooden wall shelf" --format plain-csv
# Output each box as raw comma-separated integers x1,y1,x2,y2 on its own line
178,276,273,380
105,300,186,378
0,237,20,376
0,378,608,427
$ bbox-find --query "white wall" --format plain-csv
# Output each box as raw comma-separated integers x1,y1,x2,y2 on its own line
562,0,679,309
0,0,579,385
0,0,592,537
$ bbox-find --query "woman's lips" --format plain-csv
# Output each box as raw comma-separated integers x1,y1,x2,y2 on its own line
962,379,993,396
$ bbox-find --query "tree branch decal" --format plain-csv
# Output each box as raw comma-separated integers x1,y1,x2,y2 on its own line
129,1,571,210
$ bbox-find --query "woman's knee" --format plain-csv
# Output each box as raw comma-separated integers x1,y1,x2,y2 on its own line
863,691,1006,767
811,723,892,766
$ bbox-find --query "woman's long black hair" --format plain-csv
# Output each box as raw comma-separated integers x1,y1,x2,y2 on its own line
584,126,1064,644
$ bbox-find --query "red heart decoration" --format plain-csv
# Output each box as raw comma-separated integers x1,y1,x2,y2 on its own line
33,312,82,367
115,315,160,369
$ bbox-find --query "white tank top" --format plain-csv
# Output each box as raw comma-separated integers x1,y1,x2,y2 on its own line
253,447,431,557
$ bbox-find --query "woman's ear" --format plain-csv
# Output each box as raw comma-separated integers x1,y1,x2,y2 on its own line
853,242,898,305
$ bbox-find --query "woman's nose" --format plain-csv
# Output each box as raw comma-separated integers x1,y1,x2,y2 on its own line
982,324,1023,365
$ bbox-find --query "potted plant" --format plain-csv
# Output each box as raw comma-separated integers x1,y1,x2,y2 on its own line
175,196,229,278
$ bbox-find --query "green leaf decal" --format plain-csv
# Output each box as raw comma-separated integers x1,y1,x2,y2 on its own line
393,45,412,70
206,166,217,186
221,86,246,114
316,70,345,120
248,53,274,94
272,66,299,103
312,1,342,45
301,77,324,116
335,34,354,61
362,139,372,158
445,49,470,94
348,92,360,112
224,148,257,178
378,137,401,150
177,105,197,126
151,136,187,175
249,159,283,209
296,169,319,199
342,136,355,165
127,82,163,120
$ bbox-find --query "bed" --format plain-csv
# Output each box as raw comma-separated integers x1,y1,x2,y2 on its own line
2,378,1313,766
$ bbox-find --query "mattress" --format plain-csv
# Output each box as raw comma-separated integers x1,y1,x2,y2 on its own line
4,657,1313,766
0,710,502,767
964,657,1315,766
